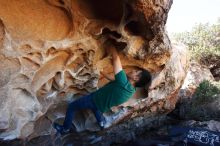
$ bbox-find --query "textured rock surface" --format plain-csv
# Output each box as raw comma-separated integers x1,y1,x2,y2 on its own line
181,120,220,132
173,61,219,121
200,54,220,81
0,0,72,40
0,0,190,141
178,61,215,103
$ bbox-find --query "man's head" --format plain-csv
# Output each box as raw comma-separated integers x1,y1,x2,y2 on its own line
127,68,152,88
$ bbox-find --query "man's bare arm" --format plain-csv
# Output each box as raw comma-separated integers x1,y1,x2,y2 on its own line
100,71,114,81
109,46,122,75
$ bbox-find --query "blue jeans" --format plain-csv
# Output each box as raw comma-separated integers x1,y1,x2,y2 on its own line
63,93,105,130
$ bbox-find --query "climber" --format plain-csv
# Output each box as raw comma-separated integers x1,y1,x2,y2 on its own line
53,40,152,134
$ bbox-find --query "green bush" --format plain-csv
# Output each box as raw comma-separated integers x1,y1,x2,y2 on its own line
193,80,220,104
187,80,220,120
172,18,220,61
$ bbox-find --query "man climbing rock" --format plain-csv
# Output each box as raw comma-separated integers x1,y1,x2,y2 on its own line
53,41,152,134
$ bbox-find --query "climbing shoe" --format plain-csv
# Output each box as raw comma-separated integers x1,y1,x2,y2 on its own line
53,122,70,135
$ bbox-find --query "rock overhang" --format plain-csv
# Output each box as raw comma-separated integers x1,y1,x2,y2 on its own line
0,0,190,141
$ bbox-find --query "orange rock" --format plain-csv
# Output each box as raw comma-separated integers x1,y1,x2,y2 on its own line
0,0,72,40
0,0,188,140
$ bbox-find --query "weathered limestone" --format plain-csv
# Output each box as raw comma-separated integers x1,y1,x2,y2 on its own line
178,61,215,103
0,0,190,141
0,0,72,40
175,61,220,121
200,54,220,81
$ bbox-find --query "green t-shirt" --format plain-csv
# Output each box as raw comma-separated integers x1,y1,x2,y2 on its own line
92,70,136,112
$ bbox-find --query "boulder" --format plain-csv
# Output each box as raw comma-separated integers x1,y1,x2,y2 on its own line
0,0,189,142
178,61,215,104
0,0,72,40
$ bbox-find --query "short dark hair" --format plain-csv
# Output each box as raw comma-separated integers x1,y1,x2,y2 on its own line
135,69,152,88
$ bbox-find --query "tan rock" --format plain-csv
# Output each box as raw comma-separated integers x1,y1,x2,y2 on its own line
0,55,20,87
0,0,188,141
31,51,69,93
178,60,215,102
0,0,72,40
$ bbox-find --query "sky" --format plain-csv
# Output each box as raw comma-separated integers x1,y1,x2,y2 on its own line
166,0,220,34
